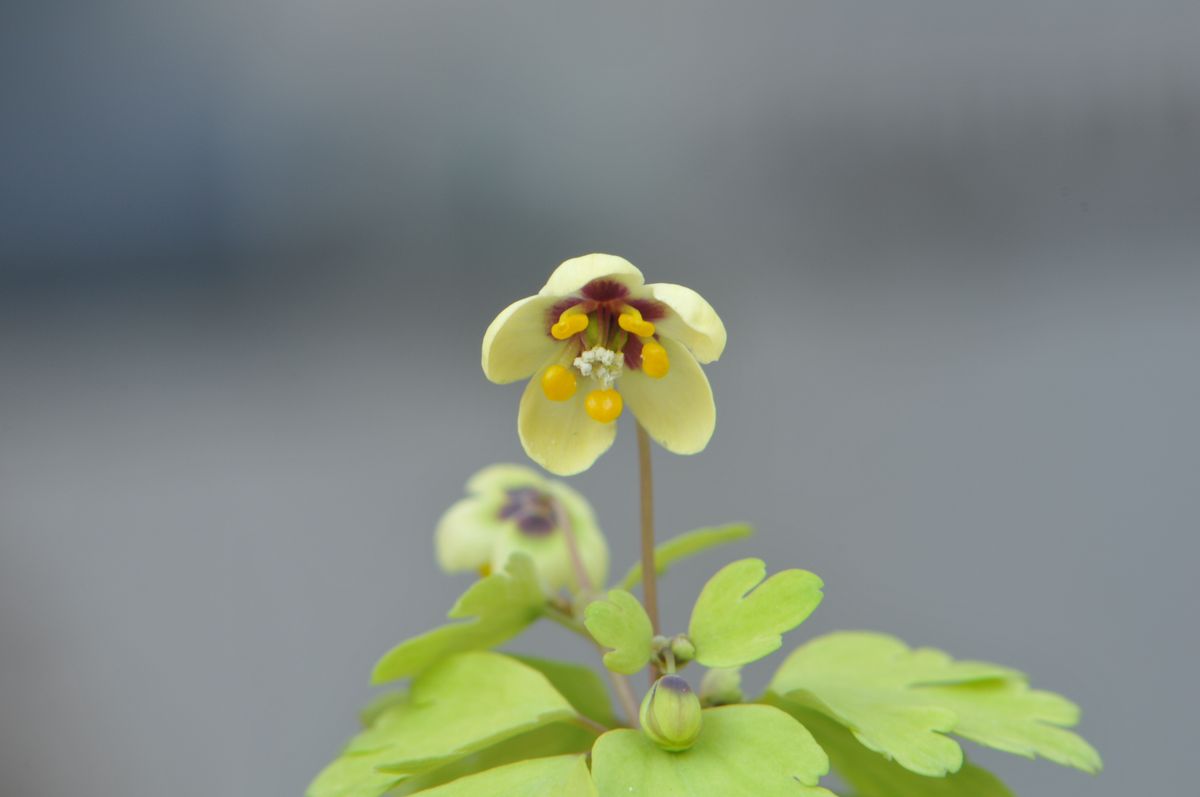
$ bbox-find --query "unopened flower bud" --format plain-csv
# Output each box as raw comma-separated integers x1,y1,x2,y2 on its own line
699,667,743,707
669,635,696,663
639,675,703,751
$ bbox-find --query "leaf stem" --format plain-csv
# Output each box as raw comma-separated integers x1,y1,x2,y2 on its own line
543,602,640,726
607,665,640,725
571,714,610,736
636,423,662,682
544,602,588,635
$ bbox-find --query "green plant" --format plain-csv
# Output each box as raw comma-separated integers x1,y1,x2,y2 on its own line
309,255,1100,796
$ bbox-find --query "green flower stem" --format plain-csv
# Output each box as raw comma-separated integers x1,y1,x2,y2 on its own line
544,602,640,725
636,423,662,681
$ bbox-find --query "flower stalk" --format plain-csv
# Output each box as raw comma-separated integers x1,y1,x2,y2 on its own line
554,498,594,597
637,423,662,682
549,506,640,724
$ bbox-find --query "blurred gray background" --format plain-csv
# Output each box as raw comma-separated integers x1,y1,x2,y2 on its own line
2,2,1197,795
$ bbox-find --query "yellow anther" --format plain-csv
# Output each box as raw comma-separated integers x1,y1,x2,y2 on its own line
585,389,623,423
478,563,492,578
551,309,589,340
618,307,656,338
541,364,577,401
640,340,670,378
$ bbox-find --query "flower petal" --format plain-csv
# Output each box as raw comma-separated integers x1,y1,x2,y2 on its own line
519,352,618,475
648,283,727,363
621,338,716,455
539,253,645,297
482,295,561,384
491,515,610,594
543,479,610,588
433,496,500,573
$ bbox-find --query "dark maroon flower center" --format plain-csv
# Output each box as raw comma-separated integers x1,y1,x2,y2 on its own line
580,278,630,302
545,279,668,371
497,487,560,536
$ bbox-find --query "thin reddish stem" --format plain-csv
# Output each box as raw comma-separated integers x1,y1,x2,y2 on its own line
636,423,662,683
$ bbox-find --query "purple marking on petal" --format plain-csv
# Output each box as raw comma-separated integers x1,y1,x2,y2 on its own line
519,514,556,535
626,297,666,322
623,334,644,370
581,279,630,302
497,487,560,537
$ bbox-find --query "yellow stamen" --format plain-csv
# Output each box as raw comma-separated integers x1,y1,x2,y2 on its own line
585,389,623,423
640,340,670,378
478,563,492,578
541,364,577,401
618,306,656,337
551,307,589,340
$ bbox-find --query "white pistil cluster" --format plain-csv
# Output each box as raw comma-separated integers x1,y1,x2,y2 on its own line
573,346,623,389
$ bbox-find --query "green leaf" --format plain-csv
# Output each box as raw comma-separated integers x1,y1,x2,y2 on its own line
509,654,618,727
352,652,575,769
395,723,596,795
309,749,410,797
406,755,597,797
767,631,1102,777
372,554,545,683
777,702,1016,797
591,704,836,797
618,523,753,591
688,558,824,668
358,691,407,728
584,590,655,674
307,651,576,797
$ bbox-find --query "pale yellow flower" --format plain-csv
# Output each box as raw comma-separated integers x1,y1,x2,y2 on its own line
434,463,608,592
482,254,726,475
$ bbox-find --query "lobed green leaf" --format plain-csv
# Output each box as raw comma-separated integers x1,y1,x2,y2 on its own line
776,702,1016,797
395,724,595,795
406,754,597,797
372,554,545,683
358,691,407,728
309,749,410,797
618,523,753,591
509,654,618,728
584,590,655,674
688,558,824,668
767,631,1102,777
591,704,836,797
308,652,575,797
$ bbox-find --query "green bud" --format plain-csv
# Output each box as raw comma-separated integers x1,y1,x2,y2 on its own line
639,675,703,751
699,667,743,707
670,635,696,663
